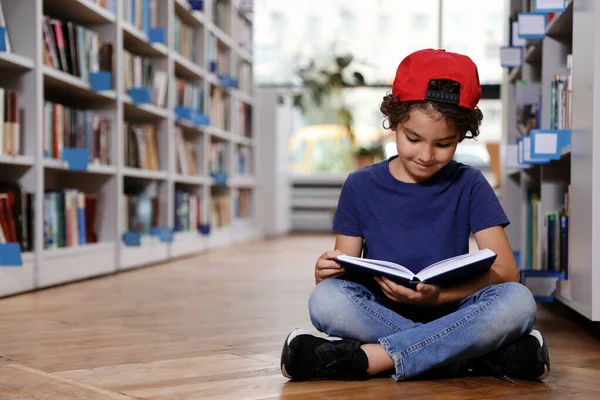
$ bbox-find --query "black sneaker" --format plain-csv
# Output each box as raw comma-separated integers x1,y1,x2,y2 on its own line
280,329,369,381
474,329,550,383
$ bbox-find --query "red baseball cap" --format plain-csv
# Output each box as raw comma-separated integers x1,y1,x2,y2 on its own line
391,49,482,110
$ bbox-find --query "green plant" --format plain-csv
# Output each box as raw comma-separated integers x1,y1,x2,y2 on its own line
293,53,365,147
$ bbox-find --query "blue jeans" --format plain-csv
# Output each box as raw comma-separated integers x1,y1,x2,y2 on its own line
308,278,537,381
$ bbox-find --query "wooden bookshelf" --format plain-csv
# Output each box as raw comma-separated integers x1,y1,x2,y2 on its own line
0,0,257,297
501,0,600,320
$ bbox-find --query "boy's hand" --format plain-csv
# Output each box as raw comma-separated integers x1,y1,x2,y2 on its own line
315,250,345,284
375,276,441,307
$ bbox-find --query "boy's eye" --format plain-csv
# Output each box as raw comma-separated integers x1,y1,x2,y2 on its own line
436,142,452,148
406,136,419,143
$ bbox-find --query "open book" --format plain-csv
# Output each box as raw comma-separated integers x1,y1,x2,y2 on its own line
334,248,497,288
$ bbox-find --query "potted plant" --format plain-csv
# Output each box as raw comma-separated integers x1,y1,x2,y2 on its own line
294,53,381,169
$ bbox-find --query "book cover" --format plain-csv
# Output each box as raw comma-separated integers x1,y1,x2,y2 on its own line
335,249,497,289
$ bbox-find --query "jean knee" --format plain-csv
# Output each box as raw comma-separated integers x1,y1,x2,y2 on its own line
497,282,537,335
308,279,353,334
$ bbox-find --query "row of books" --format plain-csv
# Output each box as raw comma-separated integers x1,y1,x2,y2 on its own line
209,142,227,175
174,15,196,62
174,190,201,232
123,193,159,234
213,1,231,35
123,50,169,108
43,101,111,165
42,16,111,82
211,194,231,228
208,35,230,75
524,185,571,274
550,54,573,130
176,78,204,112
123,122,160,170
236,100,252,138
233,189,250,219
175,128,199,176
44,190,98,249
211,86,229,130
0,183,33,252
235,146,251,175
122,0,157,35
0,89,20,156
237,62,252,94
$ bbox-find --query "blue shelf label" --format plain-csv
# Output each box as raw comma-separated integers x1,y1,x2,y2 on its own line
198,224,211,235
122,231,141,246
194,113,210,127
61,148,89,171
517,12,547,39
0,27,7,52
128,87,151,105
530,129,570,160
190,0,204,11
175,106,198,122
212,171,228,186
90,71,112,92
0,243,22,266
152,227,174,243
149,27,165,44
534,0,566,12
209,61,217,73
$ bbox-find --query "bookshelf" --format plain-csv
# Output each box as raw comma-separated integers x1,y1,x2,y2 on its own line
501,0,600,320
0,0,259,298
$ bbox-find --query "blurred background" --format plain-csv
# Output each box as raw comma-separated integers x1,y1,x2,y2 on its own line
253,0,505,233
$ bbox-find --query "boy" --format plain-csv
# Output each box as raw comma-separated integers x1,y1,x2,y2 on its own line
280,49,550,383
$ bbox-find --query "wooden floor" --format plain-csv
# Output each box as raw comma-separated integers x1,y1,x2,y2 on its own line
1,234,600,399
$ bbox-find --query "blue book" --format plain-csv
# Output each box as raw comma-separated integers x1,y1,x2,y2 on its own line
77,192,87,245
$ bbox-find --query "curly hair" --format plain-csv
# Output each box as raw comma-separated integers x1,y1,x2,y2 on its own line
380,79,483,141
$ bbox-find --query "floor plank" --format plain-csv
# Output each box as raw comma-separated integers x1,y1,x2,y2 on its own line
0,234,599,399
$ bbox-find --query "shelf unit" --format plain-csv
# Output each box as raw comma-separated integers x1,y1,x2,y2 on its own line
0,0,259,298
501,0,600,320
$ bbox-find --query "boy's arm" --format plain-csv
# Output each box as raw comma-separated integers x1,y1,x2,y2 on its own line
334,234,363,257
437,225,520,305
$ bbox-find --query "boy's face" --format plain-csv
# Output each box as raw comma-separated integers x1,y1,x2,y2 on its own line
393,107,460,183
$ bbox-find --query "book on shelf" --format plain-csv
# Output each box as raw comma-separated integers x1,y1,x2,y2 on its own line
122,0,157,36
174,15,195,61
211,194,231,228
44,190,97,249
209,142,227,175
234,189,250,219
524,185,570,275
43,101,110,165
0,182,33,252
42,16,113,83
123,122,160,170
335,249,497,288
123,50,168,108
235,146,251,175
122,192,159,234
0,89,20,156
175,128,199,176
213,1,231,34
176,78,204,113
550,54,573,130
210,85,228,130
174,190,200,232
235,99,252,138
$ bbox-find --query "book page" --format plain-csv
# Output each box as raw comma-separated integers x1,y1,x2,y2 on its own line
416,248,496,282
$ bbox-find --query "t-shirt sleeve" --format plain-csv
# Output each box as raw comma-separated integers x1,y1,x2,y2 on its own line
332,174,363,237
469,170,510,233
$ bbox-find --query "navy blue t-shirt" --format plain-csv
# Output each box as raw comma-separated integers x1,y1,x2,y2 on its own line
333,156,509,275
